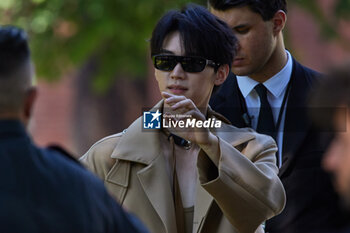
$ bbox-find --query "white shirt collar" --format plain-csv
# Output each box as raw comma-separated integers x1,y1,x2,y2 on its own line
237,50,293,98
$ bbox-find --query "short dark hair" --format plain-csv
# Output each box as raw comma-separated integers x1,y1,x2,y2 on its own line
208,0,287,21
309,63,350,131
0,26,32,114
150,3,237,71
0,26,30,77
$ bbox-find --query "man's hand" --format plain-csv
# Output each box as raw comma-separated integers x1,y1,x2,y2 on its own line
162,91,216,147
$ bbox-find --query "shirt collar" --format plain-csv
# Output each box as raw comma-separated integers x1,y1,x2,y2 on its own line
237,50,293,98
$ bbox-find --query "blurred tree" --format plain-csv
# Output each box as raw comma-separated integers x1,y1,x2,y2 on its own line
0,0,348,87
295,0,349,37
0,0,205,91
291,0,350,56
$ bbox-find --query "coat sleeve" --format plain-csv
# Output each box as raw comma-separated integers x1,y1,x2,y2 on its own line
197,133,286,233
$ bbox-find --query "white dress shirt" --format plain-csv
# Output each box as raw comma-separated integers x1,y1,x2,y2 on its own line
236,50,293,168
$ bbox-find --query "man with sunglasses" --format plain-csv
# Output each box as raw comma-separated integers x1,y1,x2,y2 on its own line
208,0,349,232
81,4,285,233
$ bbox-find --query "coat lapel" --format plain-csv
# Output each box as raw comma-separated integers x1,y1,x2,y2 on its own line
111,101,177,233
279,59,315,177
193,180,214,233
137,155,177,233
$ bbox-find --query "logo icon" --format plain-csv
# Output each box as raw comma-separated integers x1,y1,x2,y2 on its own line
143,110,162,129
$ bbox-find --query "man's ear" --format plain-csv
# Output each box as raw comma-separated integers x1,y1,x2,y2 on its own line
214,64,229,86
23,87,37,122
272,10,287,36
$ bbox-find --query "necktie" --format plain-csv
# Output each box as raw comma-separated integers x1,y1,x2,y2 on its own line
254,83,276,139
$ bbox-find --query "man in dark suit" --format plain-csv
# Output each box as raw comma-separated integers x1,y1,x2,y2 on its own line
208,1,349,232
0,26,148,233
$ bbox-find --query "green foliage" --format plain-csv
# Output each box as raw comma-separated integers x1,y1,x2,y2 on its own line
335,0,350,18
0,0,205,90
294,0,350,39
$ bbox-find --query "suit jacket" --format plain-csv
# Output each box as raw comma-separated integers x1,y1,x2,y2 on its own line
81,101,286,233
210,58,349,233
0,119,148,233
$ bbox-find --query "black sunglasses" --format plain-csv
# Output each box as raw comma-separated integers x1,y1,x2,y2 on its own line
152,55,220,73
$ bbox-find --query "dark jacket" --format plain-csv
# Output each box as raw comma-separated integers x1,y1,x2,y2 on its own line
0,119,149,233
210,59,349,233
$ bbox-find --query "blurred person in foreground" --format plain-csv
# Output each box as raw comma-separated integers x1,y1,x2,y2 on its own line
310,63,350,233
208,0,349,232
81,4,285,233
0,25,148,233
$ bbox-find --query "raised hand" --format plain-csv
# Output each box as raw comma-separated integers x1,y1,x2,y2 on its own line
162,91,216,147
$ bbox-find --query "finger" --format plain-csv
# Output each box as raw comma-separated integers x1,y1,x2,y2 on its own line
183,109,205,121
162,91,185,102
164,95,186,106
171,99,194,111
161,91,174,98
163,113,183,135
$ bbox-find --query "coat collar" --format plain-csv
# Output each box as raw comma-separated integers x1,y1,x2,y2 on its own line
110,100,177,233
110,101,163,164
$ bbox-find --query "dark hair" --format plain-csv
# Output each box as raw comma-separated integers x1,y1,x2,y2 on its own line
208,0,287,21
309,63,350,131
150,3,237,71
0,26,30,77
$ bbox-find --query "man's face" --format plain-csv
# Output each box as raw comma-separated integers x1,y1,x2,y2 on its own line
211,6,277,79
154,31,218,108
323,109,350,205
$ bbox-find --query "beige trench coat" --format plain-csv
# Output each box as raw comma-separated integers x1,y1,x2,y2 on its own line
81,101,285,233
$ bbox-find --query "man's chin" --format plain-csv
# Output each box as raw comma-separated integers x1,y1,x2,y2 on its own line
231,67,250,77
